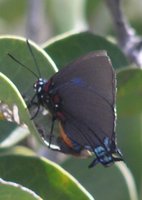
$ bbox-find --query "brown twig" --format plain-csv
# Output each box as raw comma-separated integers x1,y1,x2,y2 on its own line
25,0,51,43
105,0,142,67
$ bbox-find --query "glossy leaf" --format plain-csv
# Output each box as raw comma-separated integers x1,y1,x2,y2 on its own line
117,68,142,116
0,155,94,200
0,36,57,147
0,36,57,94
117,115,142,199
43,31,128,70
0,73,31,148
62,158,138,200
116,67,142,198
0,178,42,200
0,145,36,156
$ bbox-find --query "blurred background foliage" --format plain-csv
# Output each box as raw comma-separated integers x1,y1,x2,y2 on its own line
0,0,142,42
0,0,142,200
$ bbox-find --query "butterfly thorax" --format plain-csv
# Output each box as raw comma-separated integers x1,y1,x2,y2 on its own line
34,78,49,106
34,78,65,121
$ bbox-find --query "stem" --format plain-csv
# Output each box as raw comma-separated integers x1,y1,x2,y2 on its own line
116,162,139,200
105,0,142,67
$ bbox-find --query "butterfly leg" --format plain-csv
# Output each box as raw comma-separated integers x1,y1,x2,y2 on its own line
48,117,56,147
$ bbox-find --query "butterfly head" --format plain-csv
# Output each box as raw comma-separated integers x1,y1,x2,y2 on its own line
34,78,47,93
33,78,50,104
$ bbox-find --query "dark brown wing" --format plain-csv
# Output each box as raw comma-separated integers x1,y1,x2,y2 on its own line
52,51,116,149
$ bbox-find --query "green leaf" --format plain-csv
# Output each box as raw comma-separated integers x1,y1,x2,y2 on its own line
62,158,138,200
0,145,36,156
0,178,42,200
43,31,128,69
0,73,31,148
0,36,57,147
0,36,57,94
116,67,142,198
0,155,94,200
117,67,142,116
117,115,142,199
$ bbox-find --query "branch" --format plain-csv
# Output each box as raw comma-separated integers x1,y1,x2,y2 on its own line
105,0,142,67
25,0,52,43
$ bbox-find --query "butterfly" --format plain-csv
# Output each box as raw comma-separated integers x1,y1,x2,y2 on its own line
8,40,123,168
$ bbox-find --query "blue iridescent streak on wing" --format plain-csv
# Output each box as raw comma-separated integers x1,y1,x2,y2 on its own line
53,77,113,108
52,77,86,91
88,137,114,167
70,78,86,87
94,137,114,165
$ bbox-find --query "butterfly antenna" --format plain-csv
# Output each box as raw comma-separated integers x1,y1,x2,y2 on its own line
26,39,41,78
8,53,39,79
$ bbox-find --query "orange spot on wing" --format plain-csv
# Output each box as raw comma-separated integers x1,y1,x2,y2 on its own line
59,123,73,148
58,123,92,158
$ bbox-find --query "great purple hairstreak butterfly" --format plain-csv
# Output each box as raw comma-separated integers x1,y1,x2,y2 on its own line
8,40,123,168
